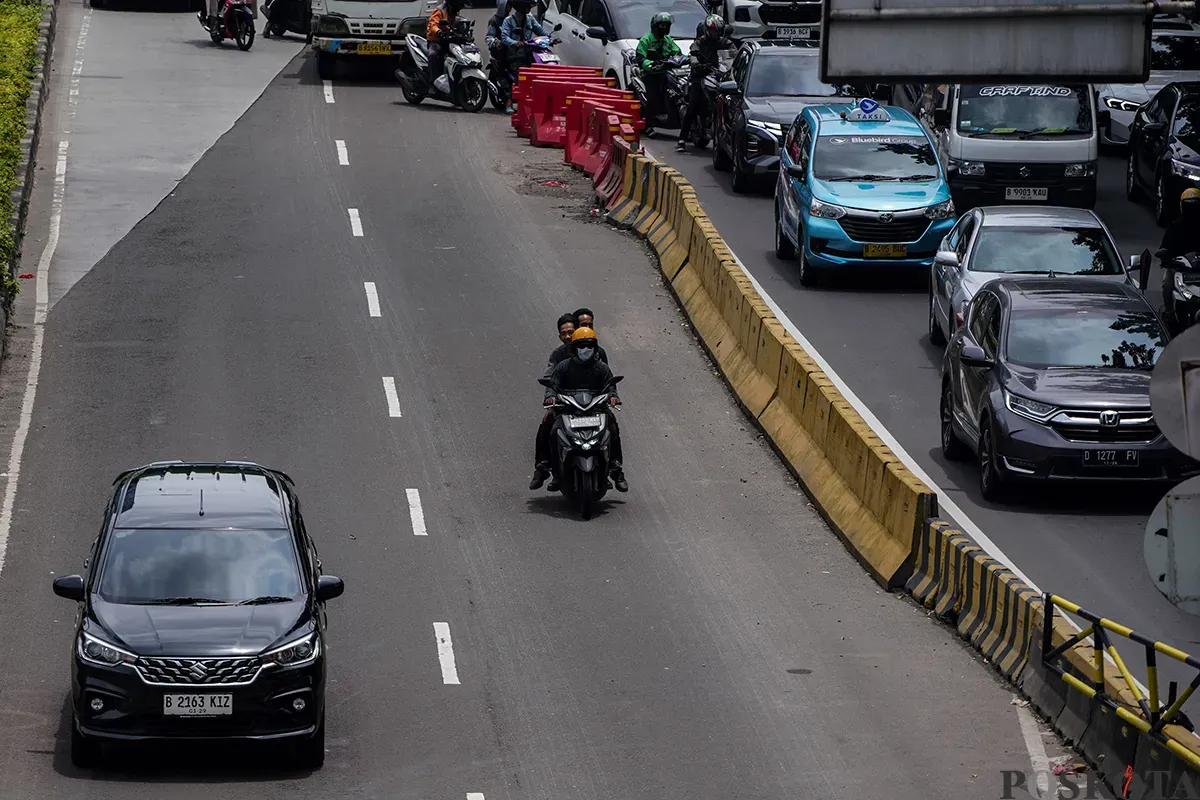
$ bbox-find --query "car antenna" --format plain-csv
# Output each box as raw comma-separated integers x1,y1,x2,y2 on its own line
198,488,204,517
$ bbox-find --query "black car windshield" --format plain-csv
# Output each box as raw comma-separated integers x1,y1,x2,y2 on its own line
811,134,939,181
746,52,856,98
97,528,303,605
970,227,1123,275
608,0,705,40
1152,34,1200,70
957,84,1092,136
1005,308,1166,370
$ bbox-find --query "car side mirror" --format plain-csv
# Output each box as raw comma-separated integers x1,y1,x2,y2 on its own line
785,163,806,180
935,250,959,269
53,574,85,601
316,575,345,602
718,80,738,93
1098,109,1111,128
584,25,607,41
960,342,993,369
933,108,950,127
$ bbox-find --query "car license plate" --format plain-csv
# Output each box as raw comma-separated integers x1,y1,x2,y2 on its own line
357,42,392,55
863,243,908,258
566,415,603,428
1082,449,1139,468
163,693,233,716
1005,187,1049,201
774,26,815,38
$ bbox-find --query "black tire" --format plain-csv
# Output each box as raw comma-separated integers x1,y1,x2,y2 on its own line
1125,150,1141,202
316,51,335,80
796,224,817,286
928,288,946,346
490,89,506,111
712,129,732,171
977,419,1007,502
940,380,967,461
70,718,99,769
731,135,751,193
578,482,593,520
457,78,487,113
234,13,254,50
295,718,326,770
774,199,795,260
401,79,425,105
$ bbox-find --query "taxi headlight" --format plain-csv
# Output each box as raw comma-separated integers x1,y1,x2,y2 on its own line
262,633,320,668
1064,162,1096,178
924,199,955,220
78,631,137,667
809,198,846,219
948,158,985,177
1104,97,1140,113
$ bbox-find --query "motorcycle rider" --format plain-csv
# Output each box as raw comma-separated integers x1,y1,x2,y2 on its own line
425,0,467,87
487,0,514,104
636,12,682,136
677,14,731,152
532,327,628,493
532,313,579,492
502,0,554,70
1160,188,1200,327
695,0,725,36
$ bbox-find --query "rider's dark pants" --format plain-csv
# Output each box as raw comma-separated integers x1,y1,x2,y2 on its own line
427,41,445,86
678,76,706,141
642,71,667,125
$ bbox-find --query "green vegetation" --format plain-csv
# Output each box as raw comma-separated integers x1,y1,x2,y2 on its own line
0,0,43,301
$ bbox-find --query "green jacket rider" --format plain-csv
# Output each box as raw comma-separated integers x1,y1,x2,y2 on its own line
636,13,681,73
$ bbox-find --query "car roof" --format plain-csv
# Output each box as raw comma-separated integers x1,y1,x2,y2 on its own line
988,278,1151,314
110,461,295,530
808,104,925,136
975,206,1102,228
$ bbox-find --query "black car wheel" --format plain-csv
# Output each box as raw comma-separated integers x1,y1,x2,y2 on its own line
295,717,326,769
731,134,751,193
928,287,946,346
774,199,795,260
70,717,100,769
1126,150,1141,202
940,381,967,460
797,236,817,287
977,419,1007,502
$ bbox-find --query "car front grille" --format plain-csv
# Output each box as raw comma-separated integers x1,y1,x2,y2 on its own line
837,215,930,243
984,162,1066,185
135,657,262,686
347,19,402,37
759,3,822,24
1049,409,1160,444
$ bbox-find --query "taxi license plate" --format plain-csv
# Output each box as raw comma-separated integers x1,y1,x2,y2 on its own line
1005,187,1048,201
357,42,392,55
863,243,908,258
163,693,233,716
1082,449,1139,468
774,26,816,38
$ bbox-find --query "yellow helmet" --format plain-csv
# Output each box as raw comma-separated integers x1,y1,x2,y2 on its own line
571,326,597,343
1183,188,1200,201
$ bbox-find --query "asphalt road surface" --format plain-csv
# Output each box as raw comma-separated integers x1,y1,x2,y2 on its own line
0,35,1041,800
651,139,1200,672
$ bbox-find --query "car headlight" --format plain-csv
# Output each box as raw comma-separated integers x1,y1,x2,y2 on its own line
1005,391,1058,423
77,631,137,667
262,633,320,668
316,14,348,34
747,118,783,136
809,198,846,219
1104,97,1140,112
924,199,955,220
1171,159,1200,181
1174,270,1199,300
1064,162,1096,178
948,158,985,177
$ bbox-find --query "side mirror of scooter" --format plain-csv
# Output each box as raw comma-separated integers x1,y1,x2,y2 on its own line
718,80,737,93
552,22,562,31
610,375,624,385
538,377,553,388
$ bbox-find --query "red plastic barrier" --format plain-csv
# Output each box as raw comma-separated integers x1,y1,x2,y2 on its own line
563,90,641,166
567,98,639,168
510,66,602,137
596,131,640,209
529,76,617,147
581,112,622,176
594,122,638,187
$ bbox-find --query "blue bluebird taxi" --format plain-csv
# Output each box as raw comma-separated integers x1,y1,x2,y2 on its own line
773,98,957,286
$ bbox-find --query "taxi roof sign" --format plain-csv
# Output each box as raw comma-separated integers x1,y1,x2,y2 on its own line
842,98,890,122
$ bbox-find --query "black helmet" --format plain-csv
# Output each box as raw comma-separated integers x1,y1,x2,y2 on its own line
512,0,534,10
446,0,466,11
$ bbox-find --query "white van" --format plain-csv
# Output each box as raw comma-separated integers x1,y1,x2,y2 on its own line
890,83,1109,211
310,0,434,79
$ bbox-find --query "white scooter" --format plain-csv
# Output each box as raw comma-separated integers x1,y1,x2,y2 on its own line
395,18,488,113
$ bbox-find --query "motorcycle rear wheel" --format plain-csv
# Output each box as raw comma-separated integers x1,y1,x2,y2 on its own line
401,79,426,105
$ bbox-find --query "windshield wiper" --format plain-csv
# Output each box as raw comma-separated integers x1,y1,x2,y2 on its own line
899,174,938,181
825,174,898,182
1017,127,1071,139
237,595,296,606
140,596,228,605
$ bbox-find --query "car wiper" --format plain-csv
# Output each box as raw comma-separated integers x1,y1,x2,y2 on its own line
141,596,228,605
899,174,938,181
825,174,898,182
237,595,296,606
1017,127,1070,139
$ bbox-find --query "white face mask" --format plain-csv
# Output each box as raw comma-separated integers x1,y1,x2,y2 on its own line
575,346,596,363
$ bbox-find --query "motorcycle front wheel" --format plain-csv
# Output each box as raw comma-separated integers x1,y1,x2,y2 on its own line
400,78,426,105
233,12,254,50
457,78,487,113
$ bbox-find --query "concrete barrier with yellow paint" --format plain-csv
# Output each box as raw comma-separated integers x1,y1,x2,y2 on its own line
592,143,1200,797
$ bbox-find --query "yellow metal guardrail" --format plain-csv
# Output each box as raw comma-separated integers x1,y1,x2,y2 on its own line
1045,594,1200,771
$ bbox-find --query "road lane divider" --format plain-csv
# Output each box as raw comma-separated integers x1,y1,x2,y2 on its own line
323,79,334,103
364,281,380,317
382,377,402,418
591,137,1200,796
433,622,460,685
348,207,363,237
336,139,349,165
406,488,427,536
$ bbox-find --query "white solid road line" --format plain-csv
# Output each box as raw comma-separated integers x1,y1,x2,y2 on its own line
323,79,335,103
364,281,381,317
382,377,403,417
406,488,427,536
433,622,461,684
467,795,485,800
1016,702,1053,797
336,139,349,166
348,208,363,237
0,141,67,578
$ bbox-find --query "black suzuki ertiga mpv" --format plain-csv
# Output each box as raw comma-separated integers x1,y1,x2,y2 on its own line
52,461,345,770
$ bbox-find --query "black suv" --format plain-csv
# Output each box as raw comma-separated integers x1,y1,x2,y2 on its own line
52,461,345,770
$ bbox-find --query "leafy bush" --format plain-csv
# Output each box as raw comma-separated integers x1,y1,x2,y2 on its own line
0,0,44,300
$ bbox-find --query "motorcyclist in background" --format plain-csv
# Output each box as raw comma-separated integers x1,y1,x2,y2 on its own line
487,0,515,109
677,14,731,152
1160,188,1200,327
636,12,682,136
502,0,553,66
532,327,628,493
425,0,467,86
696,0,725,34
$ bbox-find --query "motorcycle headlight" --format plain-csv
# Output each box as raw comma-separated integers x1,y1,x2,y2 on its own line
948,158,985,177
262,632,320,668
1104,97,1140,112
809,198,846,219
316,14,349,34
924,199,955,220
1005,391,1058,423
1064,162,1096,178
1171,159,1200,181
78,631,137,667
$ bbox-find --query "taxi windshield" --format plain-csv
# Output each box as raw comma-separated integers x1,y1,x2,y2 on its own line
956,84,1092,136
811,134,939,182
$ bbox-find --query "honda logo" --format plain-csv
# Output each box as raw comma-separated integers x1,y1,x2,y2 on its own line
878,212,893,223
1018,166,1030,178
1100,410,1119,427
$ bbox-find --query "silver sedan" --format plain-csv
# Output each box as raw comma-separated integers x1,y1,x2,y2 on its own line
928,206,1135,346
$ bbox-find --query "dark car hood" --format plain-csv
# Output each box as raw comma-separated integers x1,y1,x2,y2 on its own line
1004,366,1151,408
93,598,307,657
745,96,831,126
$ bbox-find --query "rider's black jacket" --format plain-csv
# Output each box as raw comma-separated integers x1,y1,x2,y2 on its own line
1161,210,1200,260
544,356,618,400
688,32,732,75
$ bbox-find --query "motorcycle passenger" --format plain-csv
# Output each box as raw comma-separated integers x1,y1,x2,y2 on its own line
545,309,608,375
487,0,514,98
1160,188,1200,326
677,15,730,152
636,12,682,135
426,0,467,87
532,327,628,493
532,313,579,492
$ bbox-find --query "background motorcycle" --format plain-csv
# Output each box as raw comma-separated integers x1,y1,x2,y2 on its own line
676,49,733,149
537,375,623,520
626,52,690,133
198,0,255,50
1162,249,1200,333
487,25,562,112
396,19,488,113
262,0,311,40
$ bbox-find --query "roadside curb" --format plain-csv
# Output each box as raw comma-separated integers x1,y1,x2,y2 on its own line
597,143,1200,798
3,0,58,357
